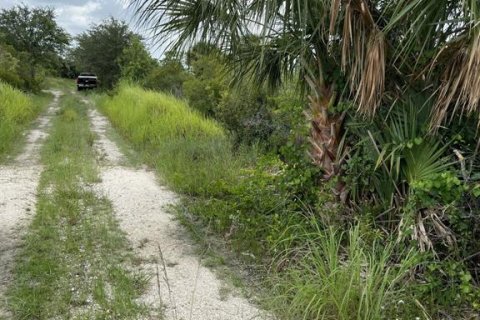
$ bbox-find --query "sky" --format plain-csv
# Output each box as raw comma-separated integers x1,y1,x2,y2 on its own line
0,0,164,57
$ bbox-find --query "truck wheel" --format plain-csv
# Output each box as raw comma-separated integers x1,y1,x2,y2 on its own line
77,87,82,91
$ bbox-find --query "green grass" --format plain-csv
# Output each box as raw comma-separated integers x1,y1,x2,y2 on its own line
96,83,257,196
268,224,426,319
0,81,50,162
7,93,150,319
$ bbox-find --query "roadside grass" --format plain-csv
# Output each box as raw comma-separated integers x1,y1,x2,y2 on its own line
6,93,150,319
267,224,425,319
96,83,257,196
0,81,51,162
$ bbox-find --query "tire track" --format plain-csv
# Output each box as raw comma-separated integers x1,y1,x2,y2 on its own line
0,91,62,318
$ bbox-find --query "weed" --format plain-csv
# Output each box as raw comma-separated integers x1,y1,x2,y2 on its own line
268,224,426,320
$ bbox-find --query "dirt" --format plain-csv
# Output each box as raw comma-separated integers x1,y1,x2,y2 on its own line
0,91,62,317
88,102,270,319
87,108,124,164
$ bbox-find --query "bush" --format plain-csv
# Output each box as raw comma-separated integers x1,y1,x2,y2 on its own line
215,85,276,145
0,44,45,91
183,54,225,116
0,45,23,88
144,52,188,97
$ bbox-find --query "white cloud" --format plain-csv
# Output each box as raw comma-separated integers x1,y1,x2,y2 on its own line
55,1,102,33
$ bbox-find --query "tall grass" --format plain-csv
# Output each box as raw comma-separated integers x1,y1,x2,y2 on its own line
0,81,44,160
270,224,425,319
97,83,255,195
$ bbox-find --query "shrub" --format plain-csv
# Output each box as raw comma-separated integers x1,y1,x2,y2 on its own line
183,54,226,116
144,52,188,97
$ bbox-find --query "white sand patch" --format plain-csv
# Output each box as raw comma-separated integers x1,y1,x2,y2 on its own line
87,108,124,165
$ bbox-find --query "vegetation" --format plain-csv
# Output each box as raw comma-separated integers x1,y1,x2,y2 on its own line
114,0,480,317
143,52,188,96
118,35,157,83
97,83,254,196
97,84,417,318
269,226,423,319
1,0,480,318
0,5,69,90
0,81,49,161
7,93,149,319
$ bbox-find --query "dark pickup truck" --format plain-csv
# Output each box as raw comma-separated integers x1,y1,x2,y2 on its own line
76,73,98,91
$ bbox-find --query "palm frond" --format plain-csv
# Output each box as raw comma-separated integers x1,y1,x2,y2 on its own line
332,0,386,116
431,32,480,129
130,0,247,53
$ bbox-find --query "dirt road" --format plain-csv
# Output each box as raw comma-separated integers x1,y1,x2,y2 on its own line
0,89,269,319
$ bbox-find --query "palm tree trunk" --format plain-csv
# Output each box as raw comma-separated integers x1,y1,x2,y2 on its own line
306,79,347,201
306,81,343,177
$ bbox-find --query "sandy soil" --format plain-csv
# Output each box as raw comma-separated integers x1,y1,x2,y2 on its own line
0,91,62,317
88,102,270,319
88,109,124,164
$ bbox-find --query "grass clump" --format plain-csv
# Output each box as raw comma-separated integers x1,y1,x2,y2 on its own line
0,81,48,161
269,224,425,319
7,93,148,319
97,83,255,195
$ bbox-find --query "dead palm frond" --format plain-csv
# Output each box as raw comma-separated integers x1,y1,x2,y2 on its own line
431,33,480,129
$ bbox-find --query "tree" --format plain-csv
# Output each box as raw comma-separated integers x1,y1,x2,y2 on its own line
118,35,156,82
144,51,187,96
0,5,69,89
130,0,480,183
72,18,133,89
183,50,226,116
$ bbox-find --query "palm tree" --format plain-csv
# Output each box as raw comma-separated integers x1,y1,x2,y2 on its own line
129,0,480,181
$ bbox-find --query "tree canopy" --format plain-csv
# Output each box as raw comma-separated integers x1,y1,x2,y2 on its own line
72,18,135,89
118,35,157,82
0,5,69,88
